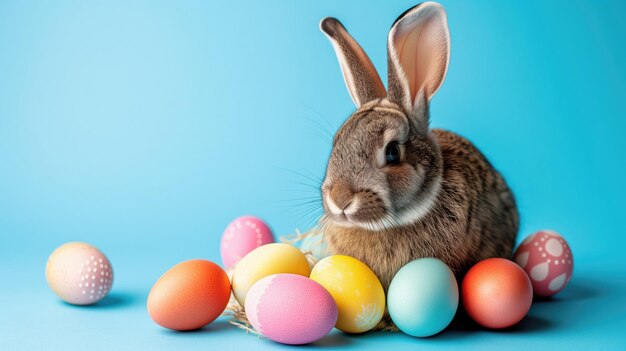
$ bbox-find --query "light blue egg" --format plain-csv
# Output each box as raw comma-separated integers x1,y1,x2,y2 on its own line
387,258,459,337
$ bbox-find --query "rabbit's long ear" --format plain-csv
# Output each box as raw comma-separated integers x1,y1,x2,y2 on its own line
321,17,386,107
387,2,450,125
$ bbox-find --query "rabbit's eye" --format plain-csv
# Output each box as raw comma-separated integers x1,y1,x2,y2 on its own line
385,142,401,165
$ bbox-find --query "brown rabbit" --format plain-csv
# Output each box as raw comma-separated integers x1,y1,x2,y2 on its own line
317,1,519,326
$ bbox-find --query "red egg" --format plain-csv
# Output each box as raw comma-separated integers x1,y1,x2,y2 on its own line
514,230,573,297
461,258,533,329
147,260,231,331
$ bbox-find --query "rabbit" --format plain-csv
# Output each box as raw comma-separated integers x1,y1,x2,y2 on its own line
316,2,519,328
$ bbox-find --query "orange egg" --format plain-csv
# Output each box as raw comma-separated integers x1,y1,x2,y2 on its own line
147,259,230,331
461,258,533,329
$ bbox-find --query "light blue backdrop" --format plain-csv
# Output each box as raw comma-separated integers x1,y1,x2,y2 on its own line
1,1,625,350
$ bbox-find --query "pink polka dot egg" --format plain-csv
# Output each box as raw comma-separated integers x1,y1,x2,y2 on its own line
245,274,338,345
514,230,573,297
46,242,114,305
220,215,274,269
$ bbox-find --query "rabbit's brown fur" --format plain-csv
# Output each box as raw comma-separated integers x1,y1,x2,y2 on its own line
324,127,519,291
318,3,519,330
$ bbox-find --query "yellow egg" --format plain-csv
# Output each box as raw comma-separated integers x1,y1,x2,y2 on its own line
232,243,310,306
310,255,385,333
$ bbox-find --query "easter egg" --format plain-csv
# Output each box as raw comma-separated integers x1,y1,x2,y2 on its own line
514,230,573,297
232,243,310,306
387,258,458,337
245,274,338,345
45,242,114,305
462,258,533,329
147,259,230,331
220,216,274,269
310,255,385,333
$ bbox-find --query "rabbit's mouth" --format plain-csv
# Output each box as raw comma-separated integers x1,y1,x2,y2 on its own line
323,191,391,231
322,175,443,232
322,211,397,232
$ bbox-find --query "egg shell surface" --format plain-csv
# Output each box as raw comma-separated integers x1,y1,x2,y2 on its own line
310,255,385,333
220,215,274,269
387,258,459,337
461,258,533,329
232,243,310,306
147,259,231,331
45,242,114,305
245,274,338,345
514,230,573,297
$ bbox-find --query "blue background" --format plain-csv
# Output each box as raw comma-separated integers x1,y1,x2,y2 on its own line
1,0,625,350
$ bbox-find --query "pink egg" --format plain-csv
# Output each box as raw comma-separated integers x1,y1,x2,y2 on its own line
514,230,573,297
245,274,337,345
220,216,274,269
46,242,114,305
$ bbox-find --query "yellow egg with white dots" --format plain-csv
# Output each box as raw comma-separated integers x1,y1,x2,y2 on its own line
310,255,385,333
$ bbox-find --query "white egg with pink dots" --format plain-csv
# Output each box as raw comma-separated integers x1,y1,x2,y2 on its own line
46,242,114,305
514,230,573,297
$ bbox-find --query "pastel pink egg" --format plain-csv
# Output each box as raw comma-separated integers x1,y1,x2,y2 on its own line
514,230,573,297
46,242,114,305
220,216,274,269
245,274,338,345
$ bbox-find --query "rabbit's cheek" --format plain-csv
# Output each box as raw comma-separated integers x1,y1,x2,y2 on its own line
386,165,421,209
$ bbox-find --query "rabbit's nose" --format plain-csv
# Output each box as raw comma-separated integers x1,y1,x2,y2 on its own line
327,183,355,215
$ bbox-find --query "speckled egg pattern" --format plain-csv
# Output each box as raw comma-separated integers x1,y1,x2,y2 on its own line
514,230,573,297
77,255,113,302
46,242,114,305
245,274,337,345
220,216,274,269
